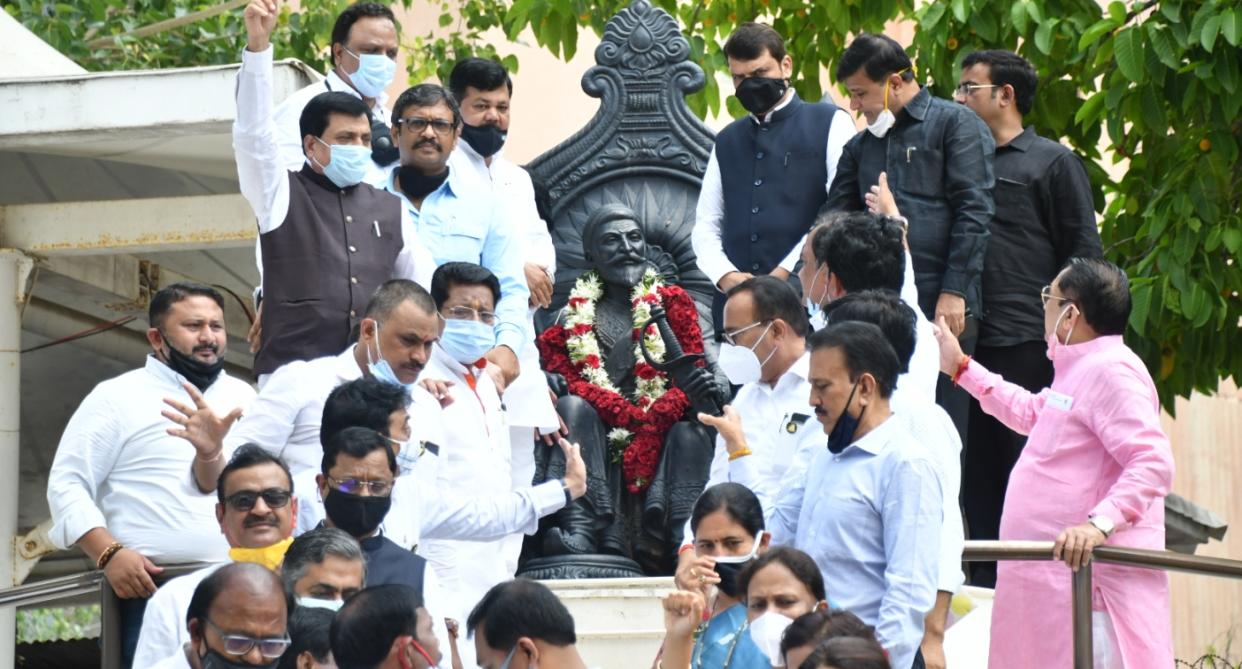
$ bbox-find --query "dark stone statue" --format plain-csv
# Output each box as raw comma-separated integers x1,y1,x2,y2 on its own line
515,0,727,578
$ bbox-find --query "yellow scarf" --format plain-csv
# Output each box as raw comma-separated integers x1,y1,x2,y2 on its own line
228,537,294,571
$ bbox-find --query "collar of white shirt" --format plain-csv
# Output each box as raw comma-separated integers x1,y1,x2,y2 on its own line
457,136,506,166
843,414,901,456
765,350,810,393
324,70,390,115
335,344,366,381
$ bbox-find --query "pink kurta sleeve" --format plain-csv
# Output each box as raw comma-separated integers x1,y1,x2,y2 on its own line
1086,366,1174,533
956,360,1048,436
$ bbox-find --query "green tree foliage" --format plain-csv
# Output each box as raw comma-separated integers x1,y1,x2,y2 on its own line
5,0,1239,408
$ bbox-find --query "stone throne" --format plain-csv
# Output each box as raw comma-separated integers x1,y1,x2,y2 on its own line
518,0,723,579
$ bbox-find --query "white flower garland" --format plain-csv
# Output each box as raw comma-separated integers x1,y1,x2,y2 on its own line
564,269,670,459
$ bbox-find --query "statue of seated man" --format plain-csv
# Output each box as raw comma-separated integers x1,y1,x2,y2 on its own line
533,203,727,574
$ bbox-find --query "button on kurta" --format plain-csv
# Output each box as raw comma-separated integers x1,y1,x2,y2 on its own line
349,245,357,253
751,206,760,214
350,277,358,284
345,215,353,223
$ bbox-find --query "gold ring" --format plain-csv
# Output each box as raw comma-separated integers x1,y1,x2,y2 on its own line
698,575,706,584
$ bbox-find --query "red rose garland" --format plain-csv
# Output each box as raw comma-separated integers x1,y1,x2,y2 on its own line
538,272,706,491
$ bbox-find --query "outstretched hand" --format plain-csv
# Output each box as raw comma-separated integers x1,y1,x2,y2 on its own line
162,382,240,459
697,405,746,456
244,0,279,52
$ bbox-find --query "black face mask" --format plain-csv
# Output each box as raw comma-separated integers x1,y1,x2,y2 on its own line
460,122,507,158
396,164,450,201
160,337,224,393
324,489,392,538
735,76,789,116
826,380,865,454
370,116,399,166
200,648,278,669
713,557,753,598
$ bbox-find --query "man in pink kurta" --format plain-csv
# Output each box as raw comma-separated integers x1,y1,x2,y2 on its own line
935,258,1174,669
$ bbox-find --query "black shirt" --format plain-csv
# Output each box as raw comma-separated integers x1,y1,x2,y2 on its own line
980,126,1102,346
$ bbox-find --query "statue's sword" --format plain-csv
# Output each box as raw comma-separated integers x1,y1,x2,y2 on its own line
638,304,724,417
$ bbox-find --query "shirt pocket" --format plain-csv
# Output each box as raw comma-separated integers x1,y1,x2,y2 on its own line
432,212,488,263
902,147,945,198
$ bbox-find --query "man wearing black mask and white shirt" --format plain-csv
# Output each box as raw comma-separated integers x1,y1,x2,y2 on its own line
691,22,855,331
46,282,255,668
235,0,434,381
271,1,402,183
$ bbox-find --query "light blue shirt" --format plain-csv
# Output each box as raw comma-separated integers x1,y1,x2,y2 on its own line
770,414,942,669
380,166,529,353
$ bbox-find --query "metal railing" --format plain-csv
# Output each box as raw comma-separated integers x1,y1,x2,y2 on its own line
963,540,1242,669
3,544,1242,667
0,563,205,668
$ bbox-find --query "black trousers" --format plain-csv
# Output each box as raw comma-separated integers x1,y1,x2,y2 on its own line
962,340,1054,587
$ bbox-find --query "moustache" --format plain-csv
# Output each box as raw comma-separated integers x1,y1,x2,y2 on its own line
414,139,441,152
814,407,828,417
244,515,278,528
193,343,219,354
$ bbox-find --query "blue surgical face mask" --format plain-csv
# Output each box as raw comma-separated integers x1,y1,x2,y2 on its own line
312,137,371,188
366,321,416,390
343,48,397,98
438,317,495,365
826,379,865,454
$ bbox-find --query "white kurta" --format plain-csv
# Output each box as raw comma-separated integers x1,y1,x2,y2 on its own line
46,357,255,563
417,344,513,669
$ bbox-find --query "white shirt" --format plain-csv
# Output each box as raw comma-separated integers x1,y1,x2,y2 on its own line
891,387,965,593
692,104,856,287
418,344,516,669
680,351,821,545
448,142,560,431
233,46,435,287
147,648,192,669
132,558,457,669
132,564,218,669
225,345,444,478
770,416,941,669
271,68,393,183
46,357,255,563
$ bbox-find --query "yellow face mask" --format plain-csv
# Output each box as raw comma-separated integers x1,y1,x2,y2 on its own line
228,537,294,571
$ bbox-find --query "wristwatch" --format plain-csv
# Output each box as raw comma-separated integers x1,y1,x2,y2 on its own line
560,478,573,506
1089,514,1115,538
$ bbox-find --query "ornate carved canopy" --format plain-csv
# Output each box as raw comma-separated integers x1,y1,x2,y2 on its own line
527,0,717,319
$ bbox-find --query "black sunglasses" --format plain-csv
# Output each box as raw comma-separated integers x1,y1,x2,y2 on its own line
224,488,292,512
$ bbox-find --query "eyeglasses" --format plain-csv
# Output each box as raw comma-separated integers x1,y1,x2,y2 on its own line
440,306,498,325
395,117,456,135
1040,285,1073,307
327,476,392,496
954,83,1000,96
204,619,291,658
722,320,772,346
223,488,292,512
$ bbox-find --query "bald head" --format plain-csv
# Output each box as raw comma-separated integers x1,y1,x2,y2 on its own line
188,562,289,663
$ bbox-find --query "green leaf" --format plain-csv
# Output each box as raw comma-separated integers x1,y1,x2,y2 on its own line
1026,2,1044,24
1146,24,1179,69
951,0,968,23
1202,14,1222,51
1224,228,1242,254
1011,1,1030,34
1079,19,1118,51
1113,27,1144,82
1108,2,1127,23
1130,280,1153,333
1075,89,1106,127
438,12,452,27
1034,20,1057,55
920,2,946,30
1224,9,1242,47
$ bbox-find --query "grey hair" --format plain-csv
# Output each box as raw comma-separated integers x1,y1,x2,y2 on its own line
362,279,436,324
281,527,364,598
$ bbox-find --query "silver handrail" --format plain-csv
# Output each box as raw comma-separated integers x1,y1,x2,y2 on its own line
962,540,1242,669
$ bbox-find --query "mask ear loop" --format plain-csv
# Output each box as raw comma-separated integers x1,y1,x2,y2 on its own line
884,66,912,112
